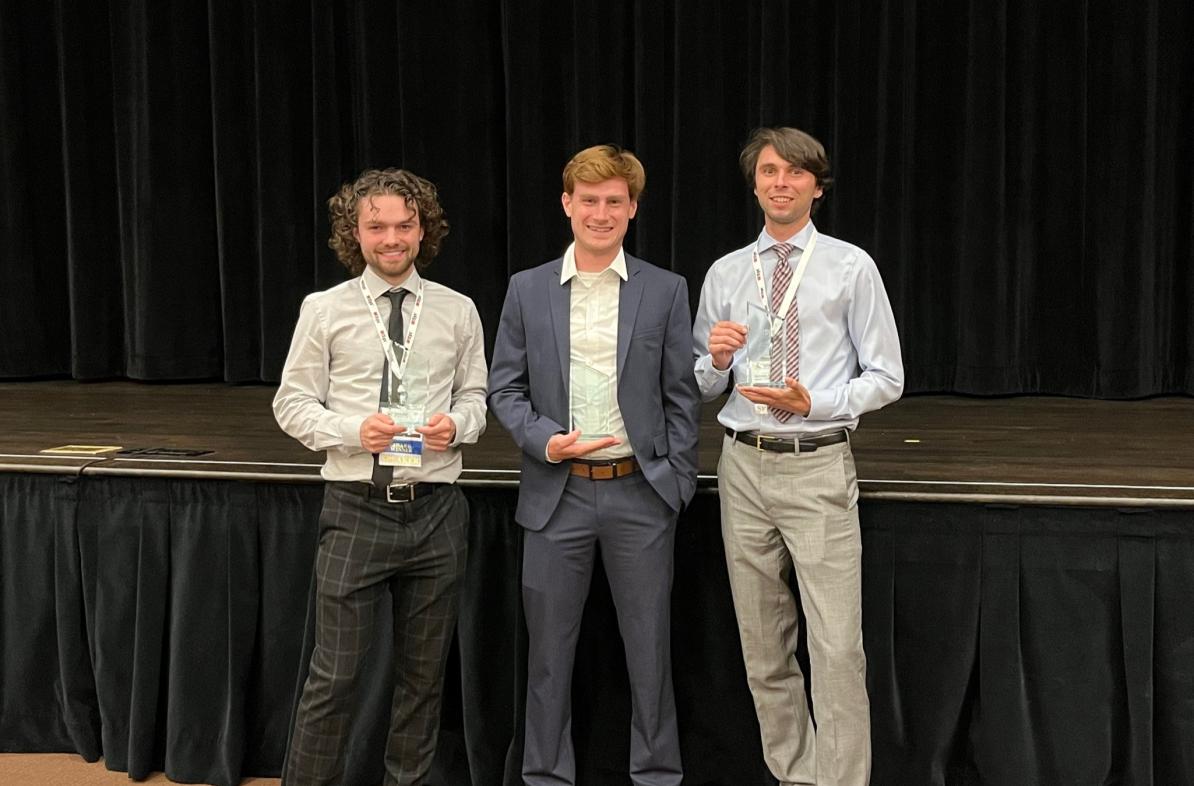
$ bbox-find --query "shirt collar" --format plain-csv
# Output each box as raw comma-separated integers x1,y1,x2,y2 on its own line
560,242,629,285
362,265,422,299
756,220,816,256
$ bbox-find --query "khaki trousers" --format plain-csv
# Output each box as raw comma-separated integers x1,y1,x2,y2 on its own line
718,434,870,786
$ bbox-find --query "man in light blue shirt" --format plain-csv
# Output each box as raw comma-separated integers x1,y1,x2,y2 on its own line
692,127,903,786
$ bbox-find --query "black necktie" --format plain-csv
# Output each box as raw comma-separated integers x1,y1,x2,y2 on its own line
371,289,408,490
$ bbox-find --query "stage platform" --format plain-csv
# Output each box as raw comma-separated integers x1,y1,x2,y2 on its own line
3,380,1193,786
1,380,1191,507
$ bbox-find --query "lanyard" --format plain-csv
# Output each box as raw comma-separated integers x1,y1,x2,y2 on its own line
750,228,818,331
359,276,425,383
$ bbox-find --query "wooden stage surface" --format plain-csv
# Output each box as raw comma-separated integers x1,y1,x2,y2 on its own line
1,381,1191,508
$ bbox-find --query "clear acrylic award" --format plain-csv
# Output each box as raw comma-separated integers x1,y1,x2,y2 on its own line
570,361,614,440
744,302,786,387
383,348,429,435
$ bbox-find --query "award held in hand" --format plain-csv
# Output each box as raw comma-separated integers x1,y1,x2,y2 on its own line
379,350,429,468
744,302,786,387
570,361,614,440
383,348,429,435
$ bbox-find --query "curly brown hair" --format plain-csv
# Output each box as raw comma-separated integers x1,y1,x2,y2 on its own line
327,168,450,275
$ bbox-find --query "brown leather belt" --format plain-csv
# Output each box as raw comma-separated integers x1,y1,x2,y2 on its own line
569,456,640,480
725,427,848,453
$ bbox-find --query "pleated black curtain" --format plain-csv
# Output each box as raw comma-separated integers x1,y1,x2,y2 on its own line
1,0,1190,395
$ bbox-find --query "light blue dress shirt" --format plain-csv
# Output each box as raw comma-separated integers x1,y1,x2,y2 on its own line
692,222,904,436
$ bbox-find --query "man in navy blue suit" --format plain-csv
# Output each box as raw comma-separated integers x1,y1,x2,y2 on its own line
488,145,700,786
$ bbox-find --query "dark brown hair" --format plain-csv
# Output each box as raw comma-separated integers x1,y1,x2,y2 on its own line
327,168,449,275
739,127,834,209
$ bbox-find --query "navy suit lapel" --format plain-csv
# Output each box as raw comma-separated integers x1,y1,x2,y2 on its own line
617,255,644,382
547,259,571,393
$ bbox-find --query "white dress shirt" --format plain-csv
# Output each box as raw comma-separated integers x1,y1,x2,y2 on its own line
692,222,904,435
273,266,488,482
561,242,633,460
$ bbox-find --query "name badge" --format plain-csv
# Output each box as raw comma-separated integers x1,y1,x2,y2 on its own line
379,433,424,467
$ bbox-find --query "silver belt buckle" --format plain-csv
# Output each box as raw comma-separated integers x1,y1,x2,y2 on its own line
385,483,416,503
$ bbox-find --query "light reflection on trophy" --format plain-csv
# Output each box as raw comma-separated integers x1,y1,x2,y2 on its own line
743,302,787,387
570,361,614,440
384,346,429,435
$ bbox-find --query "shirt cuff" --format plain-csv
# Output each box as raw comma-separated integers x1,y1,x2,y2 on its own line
805,388,830,421
695,354,734,399
544,430,568,464
446,412,466,448
339,414,368,450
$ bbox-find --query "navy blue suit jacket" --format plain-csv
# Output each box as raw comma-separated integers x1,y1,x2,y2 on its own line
488,253,701,531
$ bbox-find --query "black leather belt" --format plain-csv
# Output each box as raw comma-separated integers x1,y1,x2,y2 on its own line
570,456,640,480
336,481,447,504
725,427,848,453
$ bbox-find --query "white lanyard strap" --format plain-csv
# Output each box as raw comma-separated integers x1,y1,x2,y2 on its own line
359,276,425,382
751,228,818,325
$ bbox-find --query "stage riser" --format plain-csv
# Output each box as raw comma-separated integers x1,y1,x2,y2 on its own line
3,473,1190,785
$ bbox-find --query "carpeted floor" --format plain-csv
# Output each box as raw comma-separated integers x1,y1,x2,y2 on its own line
0,754,280,786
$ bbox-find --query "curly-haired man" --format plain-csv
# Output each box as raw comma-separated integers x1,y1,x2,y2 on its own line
274,168,487,785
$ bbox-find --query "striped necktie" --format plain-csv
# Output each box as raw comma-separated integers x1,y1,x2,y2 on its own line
768,243,799,423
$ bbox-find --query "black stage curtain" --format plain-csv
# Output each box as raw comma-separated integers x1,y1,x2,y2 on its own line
2,472,1192,785
1,1,1192,395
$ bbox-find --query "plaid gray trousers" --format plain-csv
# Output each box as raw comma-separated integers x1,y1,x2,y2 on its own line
283,481,469,786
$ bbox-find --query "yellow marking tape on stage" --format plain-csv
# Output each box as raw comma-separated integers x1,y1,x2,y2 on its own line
40,445,123,455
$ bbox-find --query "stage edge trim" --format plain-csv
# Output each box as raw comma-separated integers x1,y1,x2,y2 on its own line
4,466,1192,508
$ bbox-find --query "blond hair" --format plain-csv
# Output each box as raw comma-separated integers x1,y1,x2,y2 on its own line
562,145,646,201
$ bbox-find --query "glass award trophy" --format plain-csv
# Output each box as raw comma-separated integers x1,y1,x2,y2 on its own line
744,302,785,387
570,361,614,440
384,347,429,435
